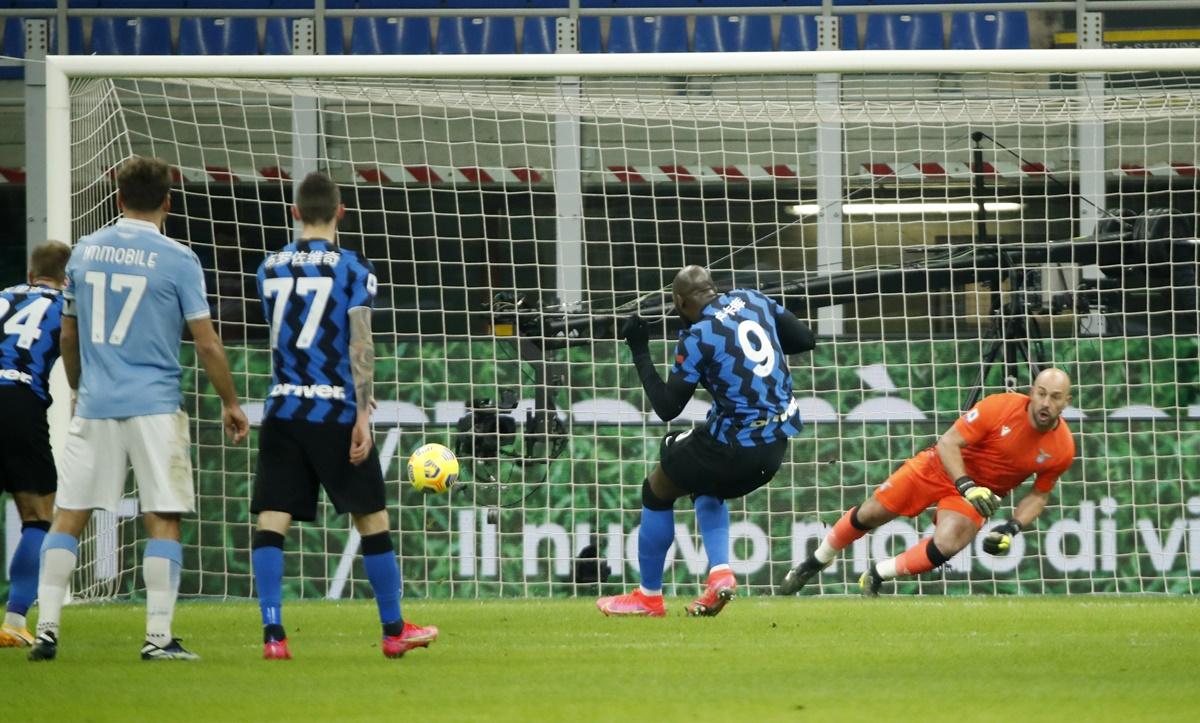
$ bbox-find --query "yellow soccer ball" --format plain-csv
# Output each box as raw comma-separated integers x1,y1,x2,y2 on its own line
408,443,459,494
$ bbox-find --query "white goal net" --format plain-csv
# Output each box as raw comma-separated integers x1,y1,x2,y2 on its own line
46,51,1200,602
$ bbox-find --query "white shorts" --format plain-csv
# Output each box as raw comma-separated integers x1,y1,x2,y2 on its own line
57,411,195,513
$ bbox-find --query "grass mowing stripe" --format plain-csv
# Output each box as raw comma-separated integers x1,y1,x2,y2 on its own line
2,598,1197,722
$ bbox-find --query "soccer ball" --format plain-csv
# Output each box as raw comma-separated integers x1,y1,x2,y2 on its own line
408,443,459,494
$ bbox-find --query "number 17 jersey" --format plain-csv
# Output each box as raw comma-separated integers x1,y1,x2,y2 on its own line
256,239,377,425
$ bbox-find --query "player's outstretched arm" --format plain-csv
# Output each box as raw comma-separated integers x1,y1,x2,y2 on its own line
619,315,696,422
983,488,1050,553
936,424,1001,518
348,306,374,465
187,317,248,444
775,309,815,355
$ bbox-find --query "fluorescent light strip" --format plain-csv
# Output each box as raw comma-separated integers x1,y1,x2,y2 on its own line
786,202,1023,217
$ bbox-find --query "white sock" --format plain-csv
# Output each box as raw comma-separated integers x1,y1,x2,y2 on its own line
875,558,899,580
814,539,839,565
144,555,180,646
638,586,662,597
36,547,78,640
4,611,26,630
709,563,731,574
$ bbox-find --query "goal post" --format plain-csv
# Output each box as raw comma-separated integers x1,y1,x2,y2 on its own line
37,48,1200,602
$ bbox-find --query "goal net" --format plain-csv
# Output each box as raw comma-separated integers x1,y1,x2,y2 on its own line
38,50,1200,603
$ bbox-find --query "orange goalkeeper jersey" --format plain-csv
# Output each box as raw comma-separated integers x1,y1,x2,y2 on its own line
909,392,1076,496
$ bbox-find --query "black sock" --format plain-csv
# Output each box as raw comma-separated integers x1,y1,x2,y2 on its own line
382,620,404,637
263,623,287,643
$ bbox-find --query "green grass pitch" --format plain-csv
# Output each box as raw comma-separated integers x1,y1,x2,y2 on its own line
3,597,1198,721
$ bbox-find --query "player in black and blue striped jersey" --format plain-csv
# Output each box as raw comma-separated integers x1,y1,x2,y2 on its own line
0,241,69,647
598,265,815,618
251,172,437,661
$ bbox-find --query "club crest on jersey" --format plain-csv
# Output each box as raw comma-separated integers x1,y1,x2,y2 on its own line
1036,448,1052,464
269,383,346,400
965,408,980,422
714,296,746,322
1001,425,1011,436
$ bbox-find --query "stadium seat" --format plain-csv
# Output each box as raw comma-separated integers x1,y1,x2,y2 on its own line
693,15,773,53
91,17,174,55
950,11,1030,50
521,15,601,54
864,13,943,51
778,14,859,51
436,17,517,55
350,17,432,55
607,15,688,53
179,18,259,55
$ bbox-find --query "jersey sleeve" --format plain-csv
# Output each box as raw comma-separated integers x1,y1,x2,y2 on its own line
669,326,709,384
176,251,211,321
348,255,378,310
953,393,1013,445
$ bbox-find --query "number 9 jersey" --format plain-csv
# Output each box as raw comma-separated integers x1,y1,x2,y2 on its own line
256,239,377,425
670,288,802,447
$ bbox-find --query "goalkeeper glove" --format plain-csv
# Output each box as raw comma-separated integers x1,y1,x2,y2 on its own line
954,476,1001,518
619,314,651,355
983,519,1023,555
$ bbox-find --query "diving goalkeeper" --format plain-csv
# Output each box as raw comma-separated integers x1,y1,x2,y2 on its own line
781,368,1076,597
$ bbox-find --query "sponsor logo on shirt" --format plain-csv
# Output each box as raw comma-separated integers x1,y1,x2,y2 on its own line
1036,448,1052,464
269,383,346,400
965,408,980,422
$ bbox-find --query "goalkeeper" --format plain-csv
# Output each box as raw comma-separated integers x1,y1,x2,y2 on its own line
780,368,1075,597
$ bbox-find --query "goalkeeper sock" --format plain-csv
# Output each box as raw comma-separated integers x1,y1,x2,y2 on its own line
35,532,78,640
7,521,49,619
815,506,871,564
878,538,951,579
637,506,675,596
144,539,182,647
252,530,286,630
694,495,730,570
362,532,403,627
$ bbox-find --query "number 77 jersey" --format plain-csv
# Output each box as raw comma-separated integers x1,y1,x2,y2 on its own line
256,239,377,425
65,218,212,419
670,288,802,447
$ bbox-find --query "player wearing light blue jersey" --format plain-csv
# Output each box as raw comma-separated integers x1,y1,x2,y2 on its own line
29,157,249,663
0,241,69,648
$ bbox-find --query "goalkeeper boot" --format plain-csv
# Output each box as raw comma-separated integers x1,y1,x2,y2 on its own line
596,589,666,618
382,622,439,659
141,638,201,661
26,631,57,662
0,623,34,647
859,563,885,598
779,557,831,595
687,568,737,617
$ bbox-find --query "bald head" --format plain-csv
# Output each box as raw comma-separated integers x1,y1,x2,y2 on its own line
1028,367,1072,431
672,265,718,323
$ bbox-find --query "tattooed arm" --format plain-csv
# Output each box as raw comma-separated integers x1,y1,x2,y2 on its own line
348,306,374,465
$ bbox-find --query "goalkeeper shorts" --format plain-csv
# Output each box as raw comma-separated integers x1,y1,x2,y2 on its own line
873,455,986,527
